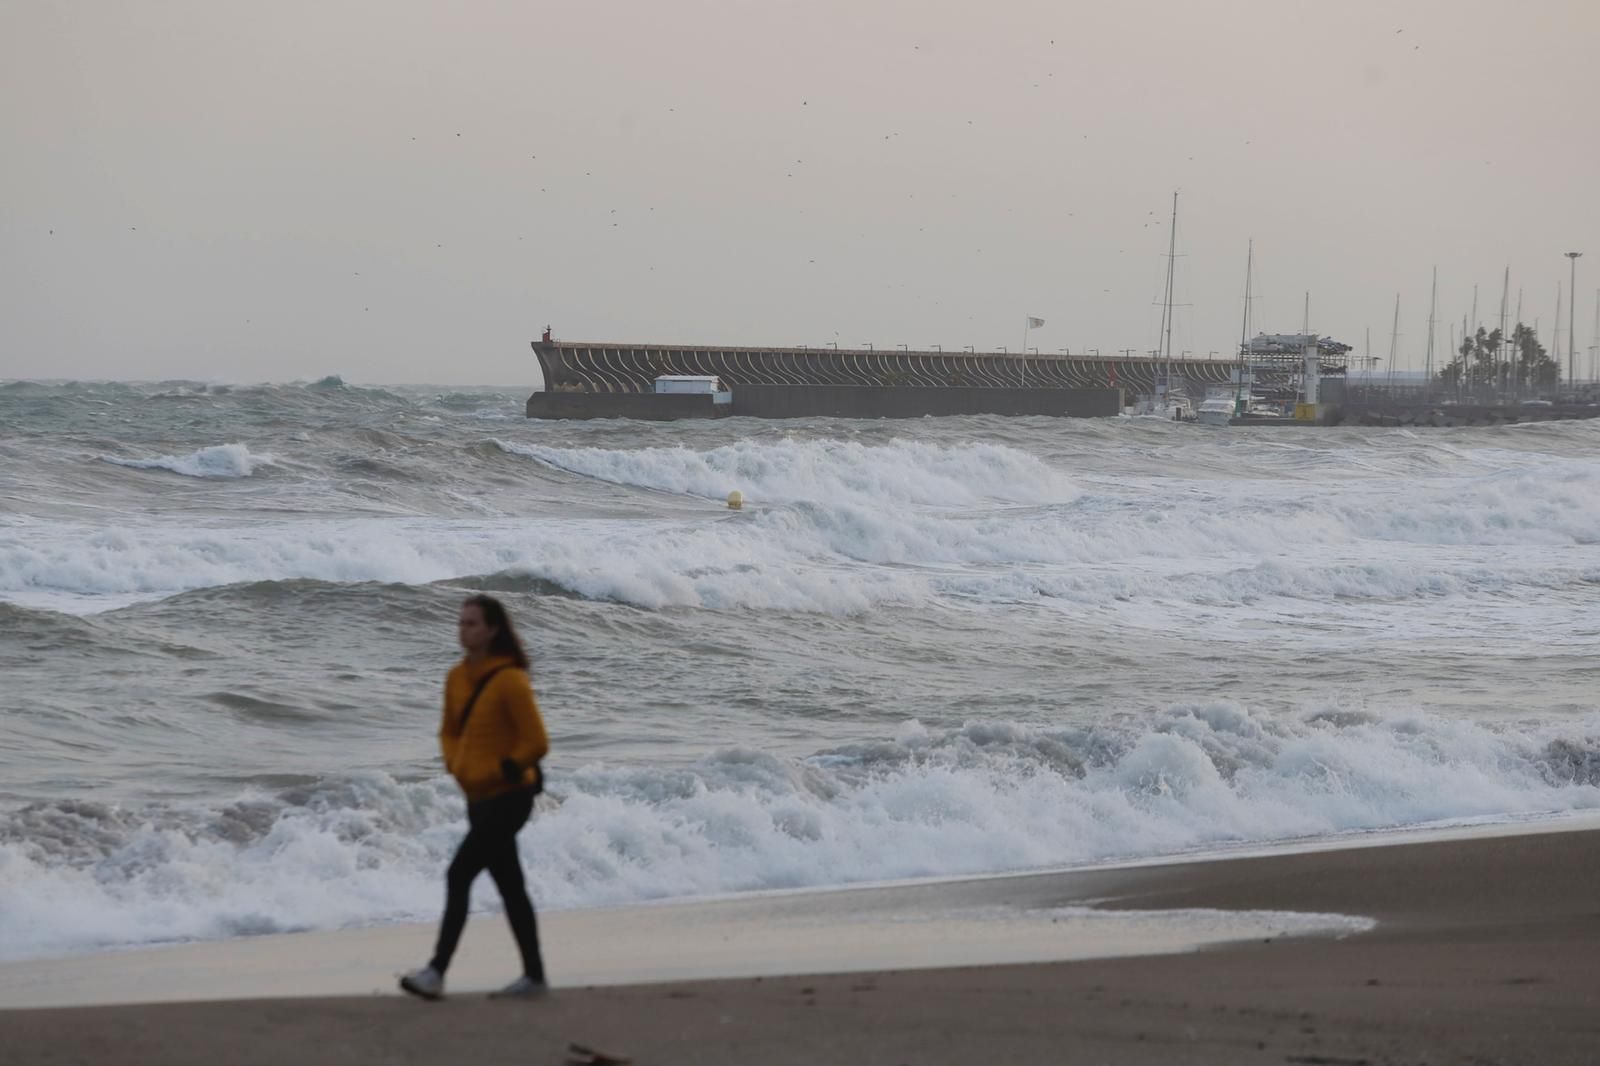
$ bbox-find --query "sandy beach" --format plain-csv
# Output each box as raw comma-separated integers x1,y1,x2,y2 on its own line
9,0,1600,1060
3,823,1596,1065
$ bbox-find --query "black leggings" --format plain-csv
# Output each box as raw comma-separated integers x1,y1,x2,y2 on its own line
429,789,545,981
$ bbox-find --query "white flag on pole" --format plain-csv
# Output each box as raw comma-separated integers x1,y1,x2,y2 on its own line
1027,316,1045,328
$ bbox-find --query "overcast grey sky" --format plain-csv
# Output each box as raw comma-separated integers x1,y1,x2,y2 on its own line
3,0,1597,385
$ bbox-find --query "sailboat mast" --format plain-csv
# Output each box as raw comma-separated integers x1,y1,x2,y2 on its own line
1161,191,1178,402
1237,239,1253,406
1239,240,1253,350
1386,294,1401,390
1554,283,1563,387
1424,267,1438,397
1513,288,1524,393
1496,267,1510,399
1590,289,1599,385
1449,323,1457,398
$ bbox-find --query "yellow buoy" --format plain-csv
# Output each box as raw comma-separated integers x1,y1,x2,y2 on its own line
726,490,744,510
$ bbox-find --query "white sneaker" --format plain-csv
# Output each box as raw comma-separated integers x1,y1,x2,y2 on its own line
488,975,549,1000
399,965,444,1001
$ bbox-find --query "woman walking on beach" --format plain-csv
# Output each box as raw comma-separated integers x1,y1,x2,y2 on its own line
402,594,550,1000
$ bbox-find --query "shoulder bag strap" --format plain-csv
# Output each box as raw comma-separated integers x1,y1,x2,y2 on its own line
457,666,509,733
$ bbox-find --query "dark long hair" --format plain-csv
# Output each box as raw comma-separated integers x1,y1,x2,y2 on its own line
463,594,530,669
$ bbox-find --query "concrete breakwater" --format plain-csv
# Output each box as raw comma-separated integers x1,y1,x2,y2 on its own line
527,339,1236,420
528,383,1124,420
1341,400,1600,427
1328,381,1600,427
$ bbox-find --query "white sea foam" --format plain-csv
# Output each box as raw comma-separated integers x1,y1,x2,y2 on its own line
491,436,1081,508
2,508,1590,626
103,443,273,479
8,394,1600,968
5,429,1600,623
1,706,1595,961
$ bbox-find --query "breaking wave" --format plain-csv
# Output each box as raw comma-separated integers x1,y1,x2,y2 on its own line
6,465,1598,615
103,443,274,479
2,706,1596,961
490,436,1081,508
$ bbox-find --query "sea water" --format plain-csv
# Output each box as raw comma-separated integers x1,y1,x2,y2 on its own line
1,378,1596,961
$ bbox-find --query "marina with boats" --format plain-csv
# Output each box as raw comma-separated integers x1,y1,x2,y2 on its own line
527,193,1595,427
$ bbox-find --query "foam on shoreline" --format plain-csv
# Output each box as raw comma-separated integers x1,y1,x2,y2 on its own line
6,814,1600,1010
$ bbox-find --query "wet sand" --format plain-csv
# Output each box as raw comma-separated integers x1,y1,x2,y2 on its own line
3,826,1597,1065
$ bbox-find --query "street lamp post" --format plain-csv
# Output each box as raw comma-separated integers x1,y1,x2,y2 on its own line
1567,253,1583,393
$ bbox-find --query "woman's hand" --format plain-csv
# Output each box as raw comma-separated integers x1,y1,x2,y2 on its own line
500,758,523,785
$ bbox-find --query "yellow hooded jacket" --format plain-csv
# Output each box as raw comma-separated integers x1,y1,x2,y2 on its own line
439,655,549,804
